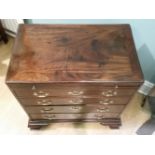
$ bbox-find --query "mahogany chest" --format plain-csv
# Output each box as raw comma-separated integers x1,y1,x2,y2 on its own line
6,24,143,129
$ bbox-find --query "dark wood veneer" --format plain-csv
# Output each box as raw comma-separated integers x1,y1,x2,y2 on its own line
18,96,131,106
24,104,125,114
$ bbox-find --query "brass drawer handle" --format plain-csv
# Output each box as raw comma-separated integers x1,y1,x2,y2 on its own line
40,107,54,113
102,90,117,97
95,114,104,119
41,110,53,113
69,99,83,104
71,106,81,110
37,99,53,105
97,107,109,113
32,85,36,90
33,91,49,98
68,90,84,96
43,107,54,111
42,114,55,119
99,99,114,105
102,85,118,97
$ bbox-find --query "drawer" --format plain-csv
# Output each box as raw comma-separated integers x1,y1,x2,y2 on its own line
19,96,131,106
29,113,120,120
12,84,137,98
24,105,125,114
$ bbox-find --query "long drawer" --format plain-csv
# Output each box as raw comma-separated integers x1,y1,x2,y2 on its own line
12,85,137,98
29,113,120,120
18,96,131,106
24,105,125,114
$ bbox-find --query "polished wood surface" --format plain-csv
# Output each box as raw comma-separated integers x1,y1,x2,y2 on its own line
18,96,131,106
6,24,143,83
12,84,137,97
6,24,144,129
29,113,120,120
24,104,125,114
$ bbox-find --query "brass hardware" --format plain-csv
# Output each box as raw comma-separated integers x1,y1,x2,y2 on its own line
69,99,83,104
71,106,81,110
68,90,84,96
95,114,104,119
43,107,54,111
33,91,49,98
97,107,109,113
102,85,118,97
41,110,53,113
40,107,54,113
37,99,53,105
102,90,117,97
32,85,36,90
99,99,114,105
42,114,55,119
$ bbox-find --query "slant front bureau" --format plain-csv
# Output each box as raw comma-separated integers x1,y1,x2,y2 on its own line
6,24,143,129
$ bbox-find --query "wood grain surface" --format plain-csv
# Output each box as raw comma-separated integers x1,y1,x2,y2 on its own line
6,24,143,83
24,104,125,114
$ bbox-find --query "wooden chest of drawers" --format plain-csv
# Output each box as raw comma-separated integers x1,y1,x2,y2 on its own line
6,24,143,129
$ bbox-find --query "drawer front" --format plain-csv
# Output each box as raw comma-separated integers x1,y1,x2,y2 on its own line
29,113,120,120
25,105,125,114
19,96,131,106
12,84,137,98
